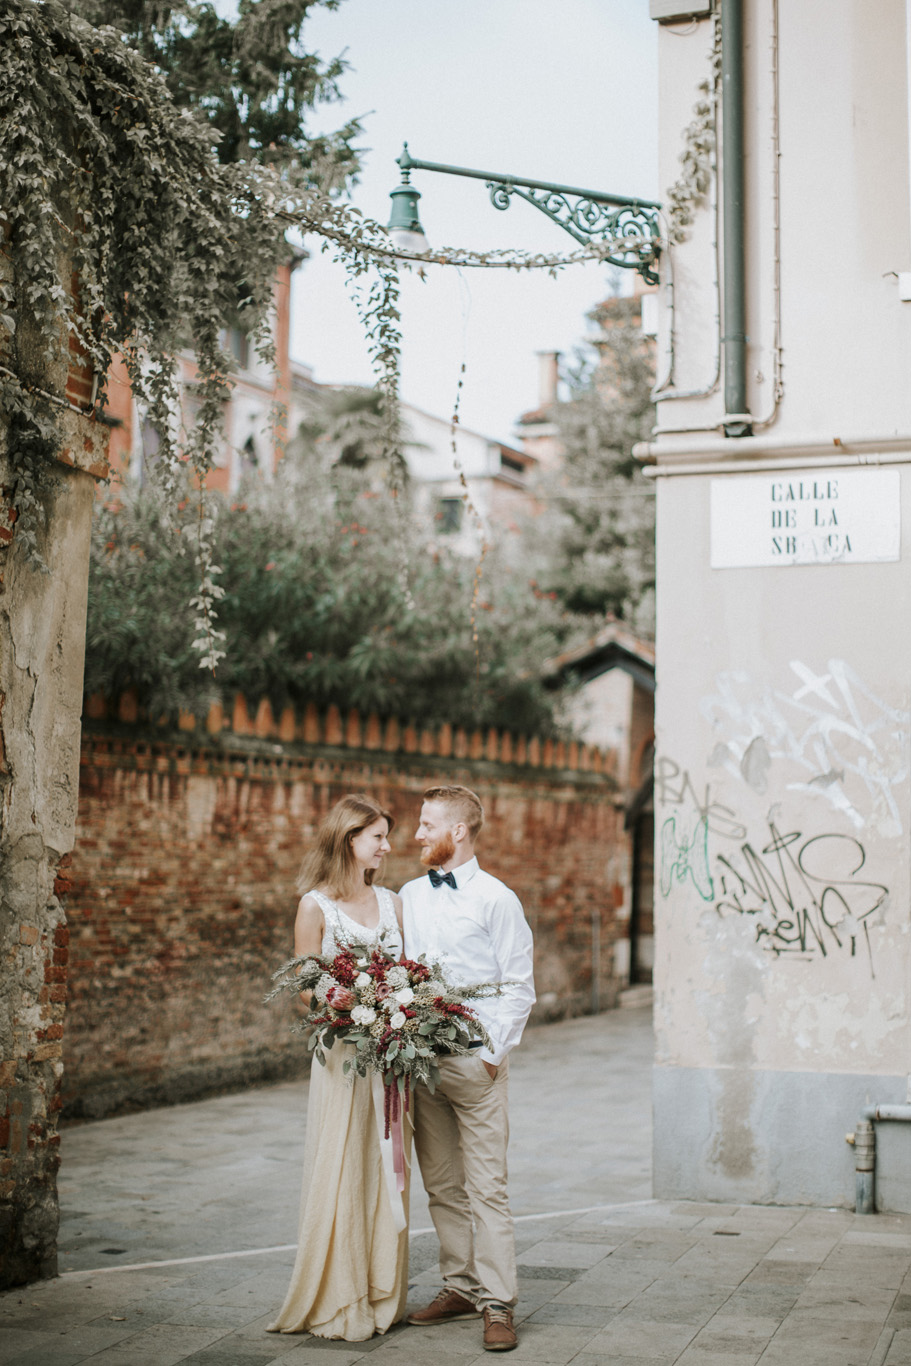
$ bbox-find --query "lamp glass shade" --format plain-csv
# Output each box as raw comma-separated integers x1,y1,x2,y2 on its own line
387,179,429,253
389,227,431,254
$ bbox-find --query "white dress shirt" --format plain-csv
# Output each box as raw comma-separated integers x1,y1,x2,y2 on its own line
400,857,535,1067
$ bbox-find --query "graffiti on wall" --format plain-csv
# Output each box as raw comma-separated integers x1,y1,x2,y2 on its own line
659,815,714,901
701,659,910,836
655,755,747,841
714,821,887,969
655,659,904,970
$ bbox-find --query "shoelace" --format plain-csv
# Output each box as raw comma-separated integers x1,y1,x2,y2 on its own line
485,1306,512,1324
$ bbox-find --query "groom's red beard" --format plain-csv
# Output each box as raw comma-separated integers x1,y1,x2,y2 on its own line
420,832,456,868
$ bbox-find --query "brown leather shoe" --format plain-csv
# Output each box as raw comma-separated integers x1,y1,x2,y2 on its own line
483,1304,517,1351
406,1288,479,1326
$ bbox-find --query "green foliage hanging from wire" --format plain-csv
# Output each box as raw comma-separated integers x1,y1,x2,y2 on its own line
0,0,629,675
0,0,296,665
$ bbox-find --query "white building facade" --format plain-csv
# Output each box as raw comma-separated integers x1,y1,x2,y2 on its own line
643,1,911,1209
287,363,539,551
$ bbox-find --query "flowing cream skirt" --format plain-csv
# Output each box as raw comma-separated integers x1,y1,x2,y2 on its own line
268,1044,411,1341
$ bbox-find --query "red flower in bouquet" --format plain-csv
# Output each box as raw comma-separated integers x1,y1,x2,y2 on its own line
325,985,355,1010
269,933,504,1137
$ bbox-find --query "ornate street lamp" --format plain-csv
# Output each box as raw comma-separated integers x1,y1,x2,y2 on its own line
387,143,662,284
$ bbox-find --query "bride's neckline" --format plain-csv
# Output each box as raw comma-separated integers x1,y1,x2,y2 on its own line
315,884,384,933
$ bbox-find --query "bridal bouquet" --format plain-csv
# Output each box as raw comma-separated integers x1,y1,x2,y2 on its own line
268,934,501,1132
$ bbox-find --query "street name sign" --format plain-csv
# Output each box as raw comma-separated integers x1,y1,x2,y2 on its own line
710,467,901,569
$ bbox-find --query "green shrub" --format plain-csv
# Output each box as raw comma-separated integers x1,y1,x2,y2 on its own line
86,458,571,736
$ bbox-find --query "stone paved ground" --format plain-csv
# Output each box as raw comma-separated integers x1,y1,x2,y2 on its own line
2,1009,911,1365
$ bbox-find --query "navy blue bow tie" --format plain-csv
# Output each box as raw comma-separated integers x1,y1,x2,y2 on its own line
428,869,457,889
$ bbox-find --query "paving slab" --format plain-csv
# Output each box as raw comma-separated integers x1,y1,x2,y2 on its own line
4,1008,911,1365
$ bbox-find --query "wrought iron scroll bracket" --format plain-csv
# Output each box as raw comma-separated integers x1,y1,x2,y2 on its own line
486,181,661,285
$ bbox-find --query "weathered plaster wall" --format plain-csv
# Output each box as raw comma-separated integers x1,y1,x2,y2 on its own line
650,0,911,1210
0,228,111,1285
653,473,911,1207
655,0,911,439
0,452,105,1286
565,670,634,763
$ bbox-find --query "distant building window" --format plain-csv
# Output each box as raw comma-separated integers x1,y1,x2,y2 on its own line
437,497,463,533
139,417,161,485
500,452,526,475
241,434,259,474
227,327,250,370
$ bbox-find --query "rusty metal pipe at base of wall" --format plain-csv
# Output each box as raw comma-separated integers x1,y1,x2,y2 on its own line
848,1119,876,1215
847,1107,911,1215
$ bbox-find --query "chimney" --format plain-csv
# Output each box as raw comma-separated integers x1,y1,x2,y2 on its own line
536,351,561,409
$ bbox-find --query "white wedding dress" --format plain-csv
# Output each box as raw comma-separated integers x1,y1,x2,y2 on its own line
268,886,411,1341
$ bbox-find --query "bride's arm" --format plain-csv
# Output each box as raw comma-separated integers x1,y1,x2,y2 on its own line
293,894,324,1005
390,891,405,958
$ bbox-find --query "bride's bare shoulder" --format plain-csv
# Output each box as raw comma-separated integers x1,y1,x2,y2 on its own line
378,887,404,928
294,893,326,957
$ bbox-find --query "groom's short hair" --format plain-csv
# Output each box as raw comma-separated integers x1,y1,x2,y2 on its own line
423,785,484,841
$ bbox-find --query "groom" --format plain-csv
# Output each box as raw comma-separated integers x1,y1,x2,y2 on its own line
400,785,535,1353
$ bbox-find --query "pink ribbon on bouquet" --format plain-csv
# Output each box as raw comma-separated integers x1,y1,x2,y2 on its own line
391,1111,406,1193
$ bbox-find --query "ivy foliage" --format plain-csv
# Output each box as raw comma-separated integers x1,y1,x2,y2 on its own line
0,0,300,658
85,445,569,736
664,9,720,244
72,0,363,188
0,0,372,671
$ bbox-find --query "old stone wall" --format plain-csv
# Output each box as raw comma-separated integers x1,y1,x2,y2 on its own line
0,310,111,1284
64,696,629,1119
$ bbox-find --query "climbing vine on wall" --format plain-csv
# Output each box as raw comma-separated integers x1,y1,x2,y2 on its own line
663,11,721,245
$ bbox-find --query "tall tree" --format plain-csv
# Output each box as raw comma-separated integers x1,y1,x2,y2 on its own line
73,0,363,188
535,294,657,636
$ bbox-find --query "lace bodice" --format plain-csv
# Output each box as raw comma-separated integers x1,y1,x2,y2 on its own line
309,886,402,958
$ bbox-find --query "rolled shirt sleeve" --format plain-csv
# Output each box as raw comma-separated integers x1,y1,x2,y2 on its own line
474,888,535,1065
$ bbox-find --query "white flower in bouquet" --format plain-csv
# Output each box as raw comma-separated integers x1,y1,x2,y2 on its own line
351,1005,376,1026
394,986,415,1006
415,980,446,1000
389,1011,407,1029
381,997,397,1013
385,965,409,988
313,974,335,1003
355,972,371,988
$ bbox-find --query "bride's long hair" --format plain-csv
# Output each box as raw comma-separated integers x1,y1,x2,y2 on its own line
297,793,395,897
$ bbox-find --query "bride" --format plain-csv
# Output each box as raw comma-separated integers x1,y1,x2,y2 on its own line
268,793,410,1341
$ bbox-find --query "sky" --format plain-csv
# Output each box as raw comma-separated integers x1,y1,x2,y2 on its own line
292,0,659,444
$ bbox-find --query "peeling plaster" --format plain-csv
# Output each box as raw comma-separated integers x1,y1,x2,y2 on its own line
1,452,99,1286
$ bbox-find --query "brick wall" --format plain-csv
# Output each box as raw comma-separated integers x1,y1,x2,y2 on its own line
63,697,631,1119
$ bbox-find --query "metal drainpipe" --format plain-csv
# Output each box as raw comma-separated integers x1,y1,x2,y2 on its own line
849,1120,876,1215
847,1105,911,1214
721,0,752,437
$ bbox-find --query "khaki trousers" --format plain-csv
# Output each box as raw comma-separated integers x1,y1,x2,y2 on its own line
414,1052,517,1309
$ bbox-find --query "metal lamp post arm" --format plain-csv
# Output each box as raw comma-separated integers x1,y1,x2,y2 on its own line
396,145,662,284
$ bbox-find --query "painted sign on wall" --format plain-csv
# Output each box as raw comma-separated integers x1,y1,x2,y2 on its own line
710,467,901,568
